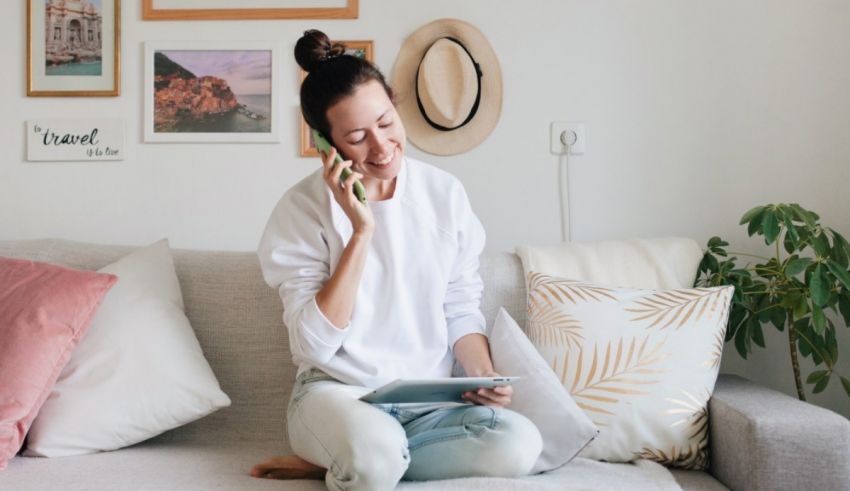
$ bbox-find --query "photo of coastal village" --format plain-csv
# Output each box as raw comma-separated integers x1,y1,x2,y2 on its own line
153,50,272,134
44,0,103,76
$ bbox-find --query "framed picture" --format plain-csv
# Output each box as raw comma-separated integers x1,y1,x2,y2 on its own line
142,0,358,20
144,41,279,143
28,0,121,97
299,40,373,157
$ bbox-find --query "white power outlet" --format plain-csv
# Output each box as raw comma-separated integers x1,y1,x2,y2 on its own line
550,122,586,155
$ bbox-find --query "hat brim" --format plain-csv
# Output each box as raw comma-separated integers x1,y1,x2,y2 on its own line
392,18,502,156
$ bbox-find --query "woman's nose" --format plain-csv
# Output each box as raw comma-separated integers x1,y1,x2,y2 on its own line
368,133,389,154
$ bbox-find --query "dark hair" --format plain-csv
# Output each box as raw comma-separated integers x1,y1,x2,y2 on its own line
295,30,394,144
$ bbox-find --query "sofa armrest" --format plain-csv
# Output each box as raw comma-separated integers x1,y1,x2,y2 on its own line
709,374,850,491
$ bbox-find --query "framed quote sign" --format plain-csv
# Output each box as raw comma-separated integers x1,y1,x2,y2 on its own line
27,119,125,161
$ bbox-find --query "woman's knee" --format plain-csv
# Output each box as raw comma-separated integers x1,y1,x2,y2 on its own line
472,408,543,477
331,419,411,490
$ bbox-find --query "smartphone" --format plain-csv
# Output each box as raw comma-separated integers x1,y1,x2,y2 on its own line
312,129,367,204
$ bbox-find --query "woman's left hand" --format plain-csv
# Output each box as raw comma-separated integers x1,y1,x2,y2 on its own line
462,372,513,407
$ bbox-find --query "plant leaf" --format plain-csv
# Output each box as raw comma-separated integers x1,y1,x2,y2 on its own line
752,320,766,348
726,308,746,342
813,373,831,394
826,259,850,291
793,296,809,320
762,210,780,244
786,257,812,277
790,203,819,226
812,304,826,335
812,232,831,257
740,206,766,226
841,376,850,398
769,307,786,331
834,230,850,258
839,291,850,327
811,263,829,307
734,321,749,358
807,370,829,384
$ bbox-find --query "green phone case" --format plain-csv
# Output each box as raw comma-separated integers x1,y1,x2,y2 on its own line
312,129,367,204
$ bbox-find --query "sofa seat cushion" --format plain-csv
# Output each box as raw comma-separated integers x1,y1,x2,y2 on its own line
0,438,722,490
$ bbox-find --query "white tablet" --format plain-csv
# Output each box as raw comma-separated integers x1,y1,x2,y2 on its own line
359,377,520,404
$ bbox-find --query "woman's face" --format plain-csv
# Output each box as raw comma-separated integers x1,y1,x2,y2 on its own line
326,80,406,182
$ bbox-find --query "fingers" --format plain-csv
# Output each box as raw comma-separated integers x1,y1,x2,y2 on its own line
343,171,364,193
326,158,353,190
320,146,338,177
462,386,512,407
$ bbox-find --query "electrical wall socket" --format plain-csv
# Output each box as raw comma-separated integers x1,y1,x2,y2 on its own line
550,122,586,155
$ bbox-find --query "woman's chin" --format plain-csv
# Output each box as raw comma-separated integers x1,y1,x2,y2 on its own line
363,149,402,179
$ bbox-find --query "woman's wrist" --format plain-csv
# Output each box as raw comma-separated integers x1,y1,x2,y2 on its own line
350,228,374,241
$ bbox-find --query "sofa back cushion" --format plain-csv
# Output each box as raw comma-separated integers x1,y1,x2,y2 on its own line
0,240,527,449
0,240,290,447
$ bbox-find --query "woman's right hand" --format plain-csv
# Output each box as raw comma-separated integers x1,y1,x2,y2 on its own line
321,146,374,236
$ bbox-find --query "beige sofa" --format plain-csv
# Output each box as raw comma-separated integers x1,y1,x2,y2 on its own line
1,238,848,491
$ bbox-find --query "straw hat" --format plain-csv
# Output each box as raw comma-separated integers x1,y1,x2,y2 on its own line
392,19,502,156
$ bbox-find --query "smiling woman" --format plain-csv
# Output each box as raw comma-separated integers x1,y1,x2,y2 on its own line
252,29,543,490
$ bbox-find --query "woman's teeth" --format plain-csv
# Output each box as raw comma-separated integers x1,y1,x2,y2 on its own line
369,149,394,167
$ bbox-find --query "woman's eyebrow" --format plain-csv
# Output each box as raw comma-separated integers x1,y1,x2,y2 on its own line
344,110,391,136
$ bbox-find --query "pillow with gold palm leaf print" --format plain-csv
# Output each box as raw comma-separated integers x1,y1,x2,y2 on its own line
525,271,733,470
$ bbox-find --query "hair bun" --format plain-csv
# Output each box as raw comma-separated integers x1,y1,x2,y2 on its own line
295,30,347,72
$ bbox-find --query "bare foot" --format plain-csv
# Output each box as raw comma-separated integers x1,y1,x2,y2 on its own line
250,454,326,480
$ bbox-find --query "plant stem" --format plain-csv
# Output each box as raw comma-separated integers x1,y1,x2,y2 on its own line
787,310,806,401
727,251,772,261
795,329,833,369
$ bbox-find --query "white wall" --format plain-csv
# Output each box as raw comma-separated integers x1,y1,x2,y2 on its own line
3,1,849,416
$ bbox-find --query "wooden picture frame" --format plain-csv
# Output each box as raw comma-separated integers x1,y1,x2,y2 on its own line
144,41,279,143
28,0,121,97
299,40,373,157
142,0,358,20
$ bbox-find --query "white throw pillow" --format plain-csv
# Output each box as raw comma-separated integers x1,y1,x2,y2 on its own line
489,307,599,474
525,272,733,469
24,239,231,457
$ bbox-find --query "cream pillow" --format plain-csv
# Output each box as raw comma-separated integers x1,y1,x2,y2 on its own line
24,239,231,457
488,308,599,473
525,272,733,470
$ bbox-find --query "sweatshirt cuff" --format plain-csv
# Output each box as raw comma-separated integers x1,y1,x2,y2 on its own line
300,297,351,349
447,312,487,349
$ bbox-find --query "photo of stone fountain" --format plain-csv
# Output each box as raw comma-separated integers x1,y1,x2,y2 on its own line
44,0,103,76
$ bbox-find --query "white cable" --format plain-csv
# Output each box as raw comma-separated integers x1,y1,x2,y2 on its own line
559,147,571,243
558,129,576,243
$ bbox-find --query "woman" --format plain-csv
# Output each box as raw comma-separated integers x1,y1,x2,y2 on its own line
251,30,542,490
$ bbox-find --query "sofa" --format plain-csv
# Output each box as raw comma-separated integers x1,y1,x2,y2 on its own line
1,238,848,491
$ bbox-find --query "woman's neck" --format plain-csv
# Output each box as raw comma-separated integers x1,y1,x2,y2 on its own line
363,177,397,201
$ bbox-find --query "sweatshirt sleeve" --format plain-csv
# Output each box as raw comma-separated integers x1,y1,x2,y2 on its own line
256,192,350,365
444,182,488,349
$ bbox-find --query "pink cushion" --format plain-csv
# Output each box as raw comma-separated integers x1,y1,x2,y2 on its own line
0,257,117,470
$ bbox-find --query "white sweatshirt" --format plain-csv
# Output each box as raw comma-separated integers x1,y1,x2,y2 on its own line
257,156,487,388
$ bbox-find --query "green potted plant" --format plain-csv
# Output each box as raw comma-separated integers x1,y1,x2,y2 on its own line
696,203,850,401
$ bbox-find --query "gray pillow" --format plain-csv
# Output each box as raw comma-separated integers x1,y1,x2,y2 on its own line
488,307,599,473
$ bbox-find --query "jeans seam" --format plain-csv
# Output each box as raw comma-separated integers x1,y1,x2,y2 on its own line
407,431,472,452
407,406,499,452
294,403,342,479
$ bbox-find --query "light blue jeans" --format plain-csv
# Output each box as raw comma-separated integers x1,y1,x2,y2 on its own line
286,368,543,491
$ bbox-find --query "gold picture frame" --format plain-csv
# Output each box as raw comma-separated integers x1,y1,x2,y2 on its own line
299,40,373,158
28,0,121,97
142,0,358,20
